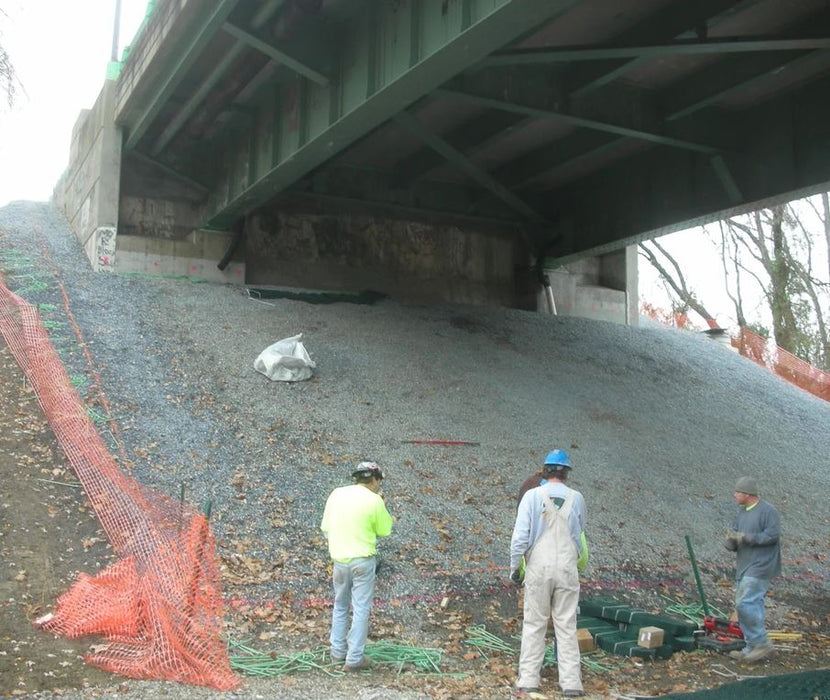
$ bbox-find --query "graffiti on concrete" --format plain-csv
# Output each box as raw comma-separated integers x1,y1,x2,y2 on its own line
95,226,117,272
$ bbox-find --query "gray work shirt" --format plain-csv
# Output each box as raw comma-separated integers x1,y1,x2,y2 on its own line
732,499,782,581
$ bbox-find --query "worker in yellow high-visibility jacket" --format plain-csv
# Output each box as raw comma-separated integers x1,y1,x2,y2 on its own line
321,461,393,673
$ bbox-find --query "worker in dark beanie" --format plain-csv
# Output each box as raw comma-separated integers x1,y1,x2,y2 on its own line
725,475,781,664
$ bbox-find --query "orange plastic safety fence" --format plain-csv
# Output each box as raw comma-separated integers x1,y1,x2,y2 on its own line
732,327,830,403
641,304,830,403
0,274,238,689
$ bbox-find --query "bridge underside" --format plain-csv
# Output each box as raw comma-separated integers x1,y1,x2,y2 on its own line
105,0,830,300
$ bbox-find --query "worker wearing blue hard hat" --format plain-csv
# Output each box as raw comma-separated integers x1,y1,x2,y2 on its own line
510,448,589,698
516,449,576,505
544,449,571,468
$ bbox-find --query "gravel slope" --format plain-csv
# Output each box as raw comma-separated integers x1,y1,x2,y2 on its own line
1,200,828,698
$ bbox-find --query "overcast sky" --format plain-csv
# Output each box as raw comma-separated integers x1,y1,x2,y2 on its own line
638,226,764,329
0,0,147,206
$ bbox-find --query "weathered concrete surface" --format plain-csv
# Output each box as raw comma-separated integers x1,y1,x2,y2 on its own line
246,209,520,306
114,230,244,283
53,80,121,272
118,194,205,240
543,247,637,325
117,148,208,242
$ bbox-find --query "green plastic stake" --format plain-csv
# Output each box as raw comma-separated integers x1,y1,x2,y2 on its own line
685,535,711,617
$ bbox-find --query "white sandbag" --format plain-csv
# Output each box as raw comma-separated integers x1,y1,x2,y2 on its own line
254,334,316,382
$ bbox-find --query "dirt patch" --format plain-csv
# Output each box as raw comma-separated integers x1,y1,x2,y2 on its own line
0,346,116,696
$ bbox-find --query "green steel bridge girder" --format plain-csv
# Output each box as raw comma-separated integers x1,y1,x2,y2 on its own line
124,0,242,152
204,0,581,230
149,0,290,158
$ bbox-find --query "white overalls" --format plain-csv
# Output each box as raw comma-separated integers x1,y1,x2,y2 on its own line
516,489,583,693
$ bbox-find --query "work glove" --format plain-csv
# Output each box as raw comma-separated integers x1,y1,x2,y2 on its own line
725,531,745,550
510,555,526,585
577,532,589,573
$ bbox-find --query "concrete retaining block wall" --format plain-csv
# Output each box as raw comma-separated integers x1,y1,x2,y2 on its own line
114,230,244,283
53,80,121,268
544,268,577,316
118,194,206,240
572,285,628,324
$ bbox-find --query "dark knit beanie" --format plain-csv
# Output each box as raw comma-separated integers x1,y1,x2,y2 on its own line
734,476,759,495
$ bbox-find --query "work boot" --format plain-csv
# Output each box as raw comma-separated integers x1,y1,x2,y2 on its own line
742,643,774,663
512,688,541,698
343,657,374,672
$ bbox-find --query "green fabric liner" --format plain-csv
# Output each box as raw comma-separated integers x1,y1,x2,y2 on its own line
661,670,830,699
248,287,387,306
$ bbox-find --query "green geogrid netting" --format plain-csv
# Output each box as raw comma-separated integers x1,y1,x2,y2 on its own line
663,669,830,699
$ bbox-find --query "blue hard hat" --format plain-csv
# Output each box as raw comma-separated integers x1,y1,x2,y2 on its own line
543,449,572,469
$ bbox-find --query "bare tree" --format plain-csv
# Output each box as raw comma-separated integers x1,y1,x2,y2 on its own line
1,7,20,109
0,49,13,109
715,221,749,328
722,207,800,350
786,204,830,367
806,191,830,288
643,196,830,369
715,203,829,368
638,238,718,327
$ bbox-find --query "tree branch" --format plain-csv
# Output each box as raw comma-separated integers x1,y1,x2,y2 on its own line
639,240,717,325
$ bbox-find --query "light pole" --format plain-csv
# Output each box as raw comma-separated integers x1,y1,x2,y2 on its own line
111,0,122,62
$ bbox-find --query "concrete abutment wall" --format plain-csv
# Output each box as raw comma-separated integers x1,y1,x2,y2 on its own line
54,83,636,320
245,207,522,306
53,80,121,272
53,85,245,284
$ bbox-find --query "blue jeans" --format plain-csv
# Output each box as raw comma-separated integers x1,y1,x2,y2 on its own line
330,556,376,665
735,575,770,648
